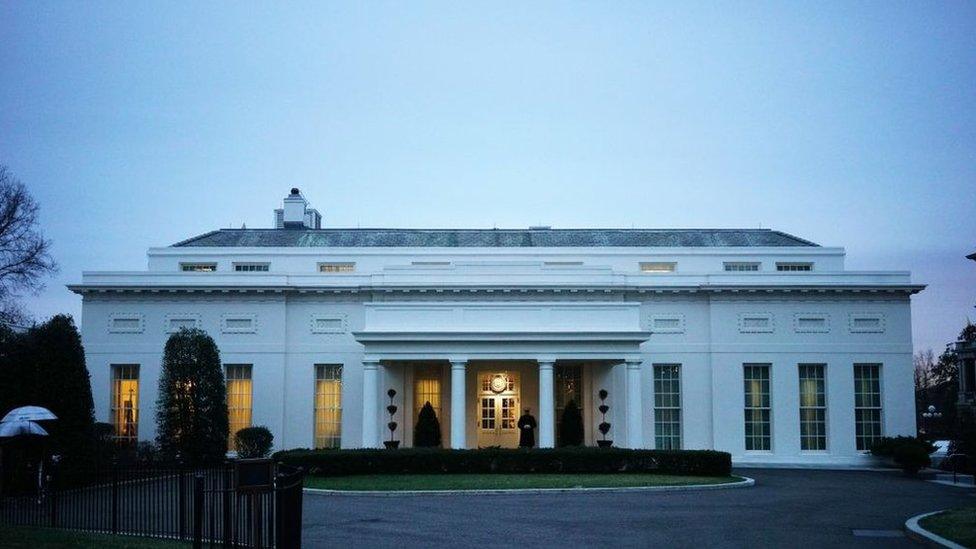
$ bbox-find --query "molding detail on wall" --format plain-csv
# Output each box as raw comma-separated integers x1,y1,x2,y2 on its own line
647,313,686,334
793,312,830,333
164,313,202,333
738,312,775,333
311,313,348,334
108,313,144,333
849,312,885,333
220,313,257,334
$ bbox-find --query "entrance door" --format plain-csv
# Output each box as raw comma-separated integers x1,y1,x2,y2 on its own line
477,371,519,448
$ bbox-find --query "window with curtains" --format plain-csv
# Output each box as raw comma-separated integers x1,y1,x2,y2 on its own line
653,364,682,450
414,365,442,423
111,364,140,443
854,364,883,451
225,365,253,449
743,364,771,451
315,364,343,448
798,364,827,451
555,364,583,446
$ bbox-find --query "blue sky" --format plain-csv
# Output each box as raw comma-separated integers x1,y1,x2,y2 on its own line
1,2,974,353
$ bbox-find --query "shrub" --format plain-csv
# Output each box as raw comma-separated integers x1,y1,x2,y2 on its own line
558,400,584,447
235,426,274,458
871,436,936,475
155,328,229,464
414,402,442,448
274,447,732,477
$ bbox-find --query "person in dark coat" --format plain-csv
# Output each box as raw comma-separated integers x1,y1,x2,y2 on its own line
517,408,537,448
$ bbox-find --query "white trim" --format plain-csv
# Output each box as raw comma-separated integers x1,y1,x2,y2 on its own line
164,313,201,333
220,313,257,334
849,312,885,333
738,313,775,333
793,313,830,333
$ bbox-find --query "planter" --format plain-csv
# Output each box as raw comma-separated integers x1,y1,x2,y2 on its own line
384,441,400,450
597,440,613,448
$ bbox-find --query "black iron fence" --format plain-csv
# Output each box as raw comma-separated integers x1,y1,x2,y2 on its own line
0,461,303,548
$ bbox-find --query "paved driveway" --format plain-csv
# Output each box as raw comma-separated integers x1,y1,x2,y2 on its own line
302,469,975,548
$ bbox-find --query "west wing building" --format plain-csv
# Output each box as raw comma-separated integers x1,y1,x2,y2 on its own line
71,189,923,465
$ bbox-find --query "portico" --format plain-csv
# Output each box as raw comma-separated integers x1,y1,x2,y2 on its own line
353,302,651,449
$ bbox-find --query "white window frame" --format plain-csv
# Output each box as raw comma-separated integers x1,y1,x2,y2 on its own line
180,262,218,272
318,262,355,273
775,262,813,272
854,364,884,451
798,364,828,452
653,364,682,450
314,364,343,449
724,262,761,272
639,262,677,273
233,263,270,272
743,364,772,452
110,364,140,443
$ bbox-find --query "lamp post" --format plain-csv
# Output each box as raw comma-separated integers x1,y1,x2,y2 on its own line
921,405,943,439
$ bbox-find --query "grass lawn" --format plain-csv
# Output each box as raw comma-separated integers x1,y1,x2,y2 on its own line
305,473,739,491
920,507,976,548
0,524,188,548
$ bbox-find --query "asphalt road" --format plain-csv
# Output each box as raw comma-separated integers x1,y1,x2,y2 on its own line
301,468,975,548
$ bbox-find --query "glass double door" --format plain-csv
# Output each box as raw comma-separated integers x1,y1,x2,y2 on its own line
477,372,520,448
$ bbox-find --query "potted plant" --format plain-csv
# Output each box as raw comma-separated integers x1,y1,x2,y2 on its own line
597,389,612,448
385,388,400,449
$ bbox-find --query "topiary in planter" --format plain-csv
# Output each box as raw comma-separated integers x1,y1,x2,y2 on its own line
559,400,584,447
597,389,612,448
414,401,442,448
385,389,400,449
235,426,274,458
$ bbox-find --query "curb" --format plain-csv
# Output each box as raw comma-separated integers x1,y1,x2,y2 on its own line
904,510,966,549
304,475,754,497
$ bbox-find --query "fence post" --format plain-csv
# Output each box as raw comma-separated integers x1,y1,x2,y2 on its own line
49,474,57,528
178,470,186,539
192,474,204,549
111,467,119,535
222,467,233,547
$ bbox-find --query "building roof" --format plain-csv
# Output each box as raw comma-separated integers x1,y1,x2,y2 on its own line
172,228,819,248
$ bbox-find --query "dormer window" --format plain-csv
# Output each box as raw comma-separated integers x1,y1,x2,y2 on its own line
181,263,217,272
234,263,270,272
776,262,813,272
640,262,676,273
318,262,355,273
724,262,760,272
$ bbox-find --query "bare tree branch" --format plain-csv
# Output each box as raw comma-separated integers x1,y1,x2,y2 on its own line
0,165,58,325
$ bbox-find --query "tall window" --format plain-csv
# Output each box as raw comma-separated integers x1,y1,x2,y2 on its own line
414,365,442,422
555,364,583,445
798,364,827,451
226,365,253,450
743,364,771,451
315,365,343,448
854,364,883,451
653,364,682,450
111,364,140,443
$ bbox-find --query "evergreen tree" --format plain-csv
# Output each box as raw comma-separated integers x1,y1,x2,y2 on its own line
155,328,228,464
558,399,584,447
414,401,442,447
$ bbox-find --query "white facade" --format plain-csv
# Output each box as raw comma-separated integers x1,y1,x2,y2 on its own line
71,193,924,466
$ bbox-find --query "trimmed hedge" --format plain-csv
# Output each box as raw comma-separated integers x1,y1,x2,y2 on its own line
273,447,731,477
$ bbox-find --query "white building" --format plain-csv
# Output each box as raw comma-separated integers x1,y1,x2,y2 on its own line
71,189,924,466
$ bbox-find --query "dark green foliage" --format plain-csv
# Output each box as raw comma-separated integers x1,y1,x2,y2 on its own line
235,426,274,458
414,402,442,448
558,400,584,447
274,447,732,477
155,328,228,464
871,436,936,475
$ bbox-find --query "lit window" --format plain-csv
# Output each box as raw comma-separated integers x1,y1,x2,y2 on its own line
318,262,355,273
776,262,813,272
414,365,442,427
640,262,676,273
744,364,771,451
234,263,269,272
226,365,253,450
654,364,681,450
555,365,583,446
854,364,883,451
724,262,760,272
181,263,217,272
315,365,343,448
111,364,140,443
799,364,827,451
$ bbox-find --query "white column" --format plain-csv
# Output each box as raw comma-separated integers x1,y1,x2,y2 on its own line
450,360,467,449
362,359,380,448
626,359,644,449
538,360,556,448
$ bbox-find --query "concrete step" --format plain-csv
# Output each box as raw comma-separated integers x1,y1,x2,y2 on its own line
935,472,975,485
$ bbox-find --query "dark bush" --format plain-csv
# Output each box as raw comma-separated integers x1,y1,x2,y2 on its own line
274,447,732,477
414,402,442,448
871,436,935,475
558,400,584,447
235,426,274,458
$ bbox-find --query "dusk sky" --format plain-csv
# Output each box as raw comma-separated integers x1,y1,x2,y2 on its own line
1,2,973,354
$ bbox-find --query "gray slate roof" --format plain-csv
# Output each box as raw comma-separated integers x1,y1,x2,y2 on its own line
173,228,818,248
